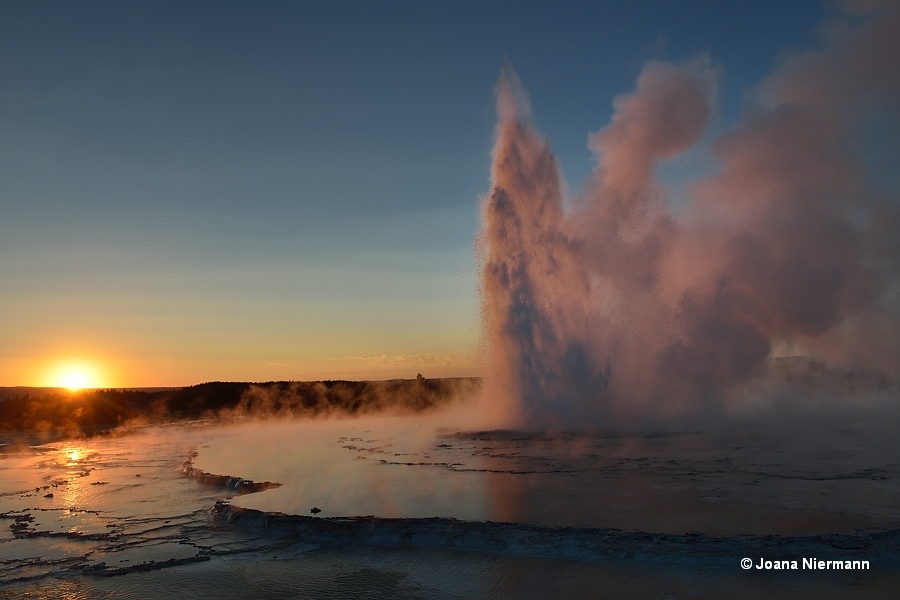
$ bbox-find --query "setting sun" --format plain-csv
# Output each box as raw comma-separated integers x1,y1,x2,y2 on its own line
60,370,90,391
48,362,104,391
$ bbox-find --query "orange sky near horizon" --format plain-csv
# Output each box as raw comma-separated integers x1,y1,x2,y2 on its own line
3,348,480,389
1,263,481,387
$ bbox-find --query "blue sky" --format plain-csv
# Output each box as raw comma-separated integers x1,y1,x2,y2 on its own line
0,0,829,386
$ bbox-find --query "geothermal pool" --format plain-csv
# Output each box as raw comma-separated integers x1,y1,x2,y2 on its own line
2,410,899,598
193,412,900,536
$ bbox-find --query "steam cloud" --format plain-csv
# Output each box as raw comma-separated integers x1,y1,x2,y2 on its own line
480,3,900,429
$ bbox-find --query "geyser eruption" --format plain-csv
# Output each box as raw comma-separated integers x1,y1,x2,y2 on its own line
480,3,900,429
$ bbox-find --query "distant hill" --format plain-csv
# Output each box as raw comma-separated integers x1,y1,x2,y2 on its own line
0,386,180,403
0,378,481,443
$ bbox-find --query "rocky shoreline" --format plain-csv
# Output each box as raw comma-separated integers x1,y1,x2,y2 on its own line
181,449,281,495
209,501,900,565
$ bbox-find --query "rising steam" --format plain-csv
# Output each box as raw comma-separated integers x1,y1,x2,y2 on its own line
480,3,900,429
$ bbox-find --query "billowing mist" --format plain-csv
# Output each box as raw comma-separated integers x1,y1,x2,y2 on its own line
480,2,900,429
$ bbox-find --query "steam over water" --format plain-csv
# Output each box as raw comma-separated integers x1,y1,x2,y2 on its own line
480,3,900,429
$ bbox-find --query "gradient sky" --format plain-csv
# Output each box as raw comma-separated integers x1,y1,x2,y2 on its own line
0,1,829,387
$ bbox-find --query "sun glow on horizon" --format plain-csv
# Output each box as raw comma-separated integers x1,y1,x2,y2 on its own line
60,370,90,391
47,362,105,391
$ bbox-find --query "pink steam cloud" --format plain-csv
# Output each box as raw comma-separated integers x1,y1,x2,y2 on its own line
479,4,900,429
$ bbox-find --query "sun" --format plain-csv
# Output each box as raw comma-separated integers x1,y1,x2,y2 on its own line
50,363,102,391
60,370,90,391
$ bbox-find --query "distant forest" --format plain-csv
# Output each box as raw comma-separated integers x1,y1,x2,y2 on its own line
0,377,480,442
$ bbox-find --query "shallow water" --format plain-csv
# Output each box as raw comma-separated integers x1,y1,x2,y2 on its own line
2,409,899,598
195,410,900,536
0,423,239,583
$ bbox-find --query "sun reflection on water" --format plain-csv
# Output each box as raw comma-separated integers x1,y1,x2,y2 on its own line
59,445,93,508
66,448,82,464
